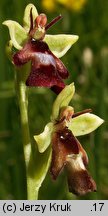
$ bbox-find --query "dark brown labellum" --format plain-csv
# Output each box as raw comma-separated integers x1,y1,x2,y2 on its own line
13,39,69,94
58,128,79,154
50,123,95,196
50,127,80,179
66,159,97,196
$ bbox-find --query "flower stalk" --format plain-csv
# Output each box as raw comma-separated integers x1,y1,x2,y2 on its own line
15,69,37,200
16,78,30,165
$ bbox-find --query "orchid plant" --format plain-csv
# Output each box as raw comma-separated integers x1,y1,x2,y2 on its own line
3,3,104,199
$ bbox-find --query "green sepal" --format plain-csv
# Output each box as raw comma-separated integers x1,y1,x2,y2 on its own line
23,3,38,32
3,20,27,50
44,34,79,58
51,83,75,121
34,122,53,153
68,113,104,136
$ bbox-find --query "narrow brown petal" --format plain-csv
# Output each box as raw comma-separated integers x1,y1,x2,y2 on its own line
66,154,97,196
72,109,92,118
29,8,34,34
45,15,63,31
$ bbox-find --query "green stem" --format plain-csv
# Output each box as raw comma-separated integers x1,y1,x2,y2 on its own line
17,81,30,165
15,72,37,200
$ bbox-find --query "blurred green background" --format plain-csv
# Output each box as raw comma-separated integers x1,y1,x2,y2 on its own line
0,0,108,200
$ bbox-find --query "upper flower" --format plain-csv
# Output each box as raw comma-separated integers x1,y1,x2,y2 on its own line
3,4,79,94
34,83,104,196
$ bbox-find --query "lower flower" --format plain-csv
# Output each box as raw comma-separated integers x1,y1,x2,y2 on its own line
34,83,104,196
50,109,96,195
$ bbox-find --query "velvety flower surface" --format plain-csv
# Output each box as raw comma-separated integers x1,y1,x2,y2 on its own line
3,4,78,93
34,83,104,196
13,39,69,94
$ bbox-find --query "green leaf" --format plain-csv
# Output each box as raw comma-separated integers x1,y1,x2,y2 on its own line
23,4,38,32
44,34,79,58
51,83,75,121
34,122,53,153
3,20,27,50
68,113,104,136
28,146,52,199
